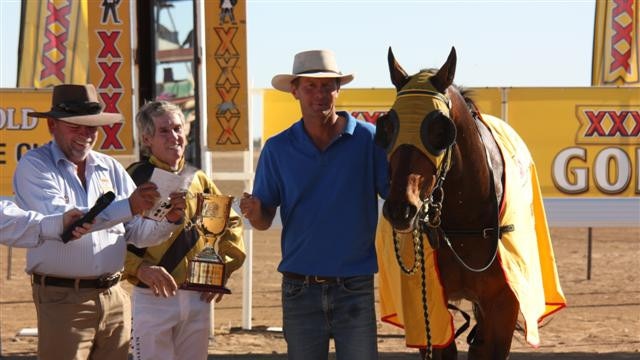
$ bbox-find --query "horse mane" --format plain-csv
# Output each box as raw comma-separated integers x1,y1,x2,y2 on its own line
458,87,481,115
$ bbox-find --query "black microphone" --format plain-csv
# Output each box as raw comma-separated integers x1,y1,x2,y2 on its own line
61,191,115,243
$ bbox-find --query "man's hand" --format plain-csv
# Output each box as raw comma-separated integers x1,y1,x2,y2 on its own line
239,192,260,220
164,191,187,224
136,264,178,297
239,192,275,230
129,182,161,216
61,209,92,241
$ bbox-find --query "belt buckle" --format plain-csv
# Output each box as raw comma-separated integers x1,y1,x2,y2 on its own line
98,273,120,288
313,276,326,284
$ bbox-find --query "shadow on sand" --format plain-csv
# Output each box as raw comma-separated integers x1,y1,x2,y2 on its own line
1,353,638,360
207,354,639,360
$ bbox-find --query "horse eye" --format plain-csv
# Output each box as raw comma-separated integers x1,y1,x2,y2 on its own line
420,111,456,156
375,109,399,153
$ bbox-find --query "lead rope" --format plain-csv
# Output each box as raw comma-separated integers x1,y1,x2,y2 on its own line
417,236,432,360
391,146,452,360
391,229,432,360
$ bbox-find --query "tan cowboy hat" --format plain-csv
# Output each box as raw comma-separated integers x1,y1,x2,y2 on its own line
27,84,123,126
271,49,354,92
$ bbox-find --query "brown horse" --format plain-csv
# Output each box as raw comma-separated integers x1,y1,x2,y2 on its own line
375,47,524,360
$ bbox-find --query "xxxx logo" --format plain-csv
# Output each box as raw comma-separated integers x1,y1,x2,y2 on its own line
350,111,388,124
576,105,640,144
39,1,72,85
602,0,638,84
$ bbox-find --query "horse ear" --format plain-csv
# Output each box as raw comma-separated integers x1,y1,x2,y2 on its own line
431,47,457,92
388,47,409,91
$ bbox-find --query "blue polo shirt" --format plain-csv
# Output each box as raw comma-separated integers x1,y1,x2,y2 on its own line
253,112,389,276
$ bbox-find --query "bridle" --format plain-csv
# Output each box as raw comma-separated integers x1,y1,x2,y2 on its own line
391,102,512,275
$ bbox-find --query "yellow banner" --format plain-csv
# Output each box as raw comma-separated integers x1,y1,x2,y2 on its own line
263,89,397,139
592,0,640,86
506,87,638,197
0,89,53,196
18,0,88,88
263,87,639,198
87,0,134,155
204,0,249,151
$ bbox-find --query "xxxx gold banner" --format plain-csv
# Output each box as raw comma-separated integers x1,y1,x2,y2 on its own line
263,87,639,198
87,0,134,155
505,88,638,197
18,0,89,88
263,89,395,141
204,0,249,151
592,0,640,86
0,89,53,196
262,88,503,142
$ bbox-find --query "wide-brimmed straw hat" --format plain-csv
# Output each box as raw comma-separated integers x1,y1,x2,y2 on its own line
271,50,354,92
27,84,123,126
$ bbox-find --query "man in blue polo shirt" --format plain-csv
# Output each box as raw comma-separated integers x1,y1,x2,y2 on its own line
240,49,389,359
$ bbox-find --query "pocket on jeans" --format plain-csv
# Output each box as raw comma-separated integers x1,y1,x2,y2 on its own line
340,276,373,294
282,280,306,300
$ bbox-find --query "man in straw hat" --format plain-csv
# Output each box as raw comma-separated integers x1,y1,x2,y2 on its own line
12,84,187,360
240,50,389,359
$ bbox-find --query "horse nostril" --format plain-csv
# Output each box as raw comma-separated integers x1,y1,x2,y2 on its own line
383,201,417,223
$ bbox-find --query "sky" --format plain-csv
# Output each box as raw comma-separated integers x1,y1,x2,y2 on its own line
0,0,596,89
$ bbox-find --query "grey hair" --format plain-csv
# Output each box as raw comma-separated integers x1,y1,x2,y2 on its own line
136,100,185,157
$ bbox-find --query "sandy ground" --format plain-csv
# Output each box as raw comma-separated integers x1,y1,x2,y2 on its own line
1,152,638,359
1,226,638,359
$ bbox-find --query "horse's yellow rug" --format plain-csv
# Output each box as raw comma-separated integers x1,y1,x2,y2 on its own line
376,114,566,348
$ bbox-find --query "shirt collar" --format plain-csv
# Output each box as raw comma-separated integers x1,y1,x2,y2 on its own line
50,140,107,170
293,110,356,140
341,111,356,135
149,155,185,173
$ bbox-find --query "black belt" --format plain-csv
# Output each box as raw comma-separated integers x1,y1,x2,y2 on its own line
32,273,121,289
282,272,348,284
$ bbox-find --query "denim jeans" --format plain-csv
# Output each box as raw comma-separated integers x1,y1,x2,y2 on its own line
282,274,378,360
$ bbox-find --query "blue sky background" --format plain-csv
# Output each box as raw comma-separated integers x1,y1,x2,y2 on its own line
1,0,595,89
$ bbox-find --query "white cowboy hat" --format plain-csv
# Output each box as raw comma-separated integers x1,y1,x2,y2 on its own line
27,84,123,126
271,49,354,92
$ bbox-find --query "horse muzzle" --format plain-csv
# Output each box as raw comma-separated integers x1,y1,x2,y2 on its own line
382,200,419,232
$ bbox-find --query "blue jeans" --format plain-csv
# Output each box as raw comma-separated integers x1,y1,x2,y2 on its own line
282,274,378,360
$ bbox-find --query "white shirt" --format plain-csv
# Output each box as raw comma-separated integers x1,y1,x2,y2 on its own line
13,141,178,277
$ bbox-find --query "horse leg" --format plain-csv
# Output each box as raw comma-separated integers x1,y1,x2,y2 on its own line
467,286,519,360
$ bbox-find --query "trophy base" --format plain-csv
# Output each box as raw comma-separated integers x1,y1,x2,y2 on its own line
184,253,230,294
181,282,231,294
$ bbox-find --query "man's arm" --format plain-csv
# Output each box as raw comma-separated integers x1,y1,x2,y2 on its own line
0,201,91,247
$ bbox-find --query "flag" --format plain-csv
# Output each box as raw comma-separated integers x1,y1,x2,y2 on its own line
204,0,249,151
591,0,639,86
18,0,88,88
